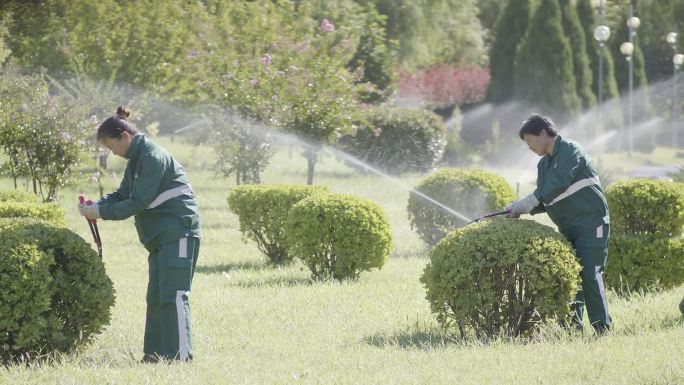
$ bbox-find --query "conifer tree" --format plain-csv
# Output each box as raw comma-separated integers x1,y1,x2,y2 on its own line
486,0,532,103
576,0,620,103
514,0,580,120
560,0,596,109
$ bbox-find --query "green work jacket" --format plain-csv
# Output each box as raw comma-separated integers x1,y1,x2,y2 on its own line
98,134,201,252
530,135,609,247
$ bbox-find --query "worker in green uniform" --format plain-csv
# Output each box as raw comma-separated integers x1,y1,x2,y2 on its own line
506,113,612,334
78,106,202,362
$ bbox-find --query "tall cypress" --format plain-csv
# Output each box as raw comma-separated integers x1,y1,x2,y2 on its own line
486,0,531,103
576,0,620,103
560,0,595,109
514,0,580,120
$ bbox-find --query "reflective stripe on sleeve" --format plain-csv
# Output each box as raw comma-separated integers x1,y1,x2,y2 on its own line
147,184,192,209
543,176,600,207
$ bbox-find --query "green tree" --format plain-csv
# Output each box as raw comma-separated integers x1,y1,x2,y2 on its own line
347,3,398,102
4,0,205,93
514,0,580,120
560,0,596,109
280,47,357,185
577,0,620,102
486,0,532,103
362,0,485,70
0,66,91,202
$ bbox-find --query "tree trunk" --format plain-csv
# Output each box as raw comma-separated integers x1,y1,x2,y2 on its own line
306,149,317,185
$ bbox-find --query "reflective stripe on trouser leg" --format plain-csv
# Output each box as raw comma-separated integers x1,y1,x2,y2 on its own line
157,237,199,360
176,290,190,361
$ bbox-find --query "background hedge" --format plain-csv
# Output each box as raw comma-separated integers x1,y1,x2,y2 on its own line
407,168,515,245
337,107,447,175
606,179,684,237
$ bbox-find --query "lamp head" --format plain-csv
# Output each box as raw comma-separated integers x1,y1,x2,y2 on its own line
621,42,634,57
594,25,611,42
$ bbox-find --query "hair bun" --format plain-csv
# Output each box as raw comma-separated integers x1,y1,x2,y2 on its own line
116,106,131,120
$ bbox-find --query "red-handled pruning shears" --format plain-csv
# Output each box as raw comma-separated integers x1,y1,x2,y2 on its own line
79,195,102,258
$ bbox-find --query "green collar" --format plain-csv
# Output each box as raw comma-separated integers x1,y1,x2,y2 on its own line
548,135,562,158
124,134,145,160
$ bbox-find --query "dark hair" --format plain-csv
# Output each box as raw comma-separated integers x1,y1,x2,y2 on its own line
96,106,139,140
518,113,558,139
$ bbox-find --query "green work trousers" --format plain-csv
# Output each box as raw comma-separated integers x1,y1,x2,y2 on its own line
144,237,200,361
570,240,612,333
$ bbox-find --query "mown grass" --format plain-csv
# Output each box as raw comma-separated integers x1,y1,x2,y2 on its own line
0,136,683,385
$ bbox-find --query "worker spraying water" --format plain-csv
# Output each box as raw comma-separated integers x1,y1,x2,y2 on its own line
505,113,612,334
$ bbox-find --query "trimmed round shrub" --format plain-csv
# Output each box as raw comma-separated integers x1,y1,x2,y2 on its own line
421,218,581,338
0,200,65,225
285,193,392,281
0,190,41,203
606,179,684,237
0,219,115,362
0,233,53,362
337,107,447,175
228,184,329,264
407,168,515,246
606,234,684,293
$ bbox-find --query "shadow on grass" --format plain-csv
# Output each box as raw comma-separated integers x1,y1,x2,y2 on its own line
390,246,430,259
230,276,314,288
194,260,266,274
195,261,315,287
363,327,462,350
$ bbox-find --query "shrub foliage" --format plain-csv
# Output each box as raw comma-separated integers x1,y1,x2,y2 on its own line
407,168,515,245
606,179,684,237
421,218,580,338
285,193,392,281
0,200,65,226
338,107,447,175
0,219,115,362
227,184,329,264
605,179,684,293
606,234,684,293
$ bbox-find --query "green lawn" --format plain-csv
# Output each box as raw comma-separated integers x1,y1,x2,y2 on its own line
1,136,683,385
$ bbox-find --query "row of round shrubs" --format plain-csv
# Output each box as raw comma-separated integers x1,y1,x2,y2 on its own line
605,179,684,293
228,184,393,280
0,191,114,363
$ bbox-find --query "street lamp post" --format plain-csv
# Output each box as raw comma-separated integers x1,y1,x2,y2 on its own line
592,0,610,108
667,31,682,148
621,5,640,158
592,0,610,139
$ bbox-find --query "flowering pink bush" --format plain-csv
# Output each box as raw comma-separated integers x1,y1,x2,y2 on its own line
320,19,335,33
260,53,272,66
398,65,490,107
